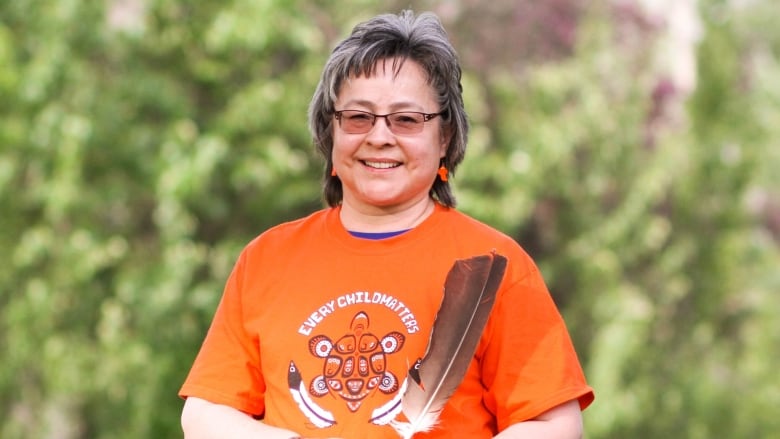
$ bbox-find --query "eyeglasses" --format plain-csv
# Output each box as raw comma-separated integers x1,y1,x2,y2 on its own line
334,109,444,135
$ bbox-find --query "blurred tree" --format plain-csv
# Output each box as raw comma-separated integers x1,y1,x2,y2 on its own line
1,0,333,437
0,0,778,438
440,0,780,437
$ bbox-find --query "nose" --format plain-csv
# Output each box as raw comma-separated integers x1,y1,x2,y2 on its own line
365,115,395,143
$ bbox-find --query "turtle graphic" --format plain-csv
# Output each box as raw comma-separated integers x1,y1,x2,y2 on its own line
307,311,405,412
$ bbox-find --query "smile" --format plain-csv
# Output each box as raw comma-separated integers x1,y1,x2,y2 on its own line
362,160,401,169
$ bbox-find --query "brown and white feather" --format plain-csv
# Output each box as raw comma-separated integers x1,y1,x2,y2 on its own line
391,252,507,438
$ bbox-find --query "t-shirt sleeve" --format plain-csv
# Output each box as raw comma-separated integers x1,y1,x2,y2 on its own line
480,258,594,431
178,251,267,416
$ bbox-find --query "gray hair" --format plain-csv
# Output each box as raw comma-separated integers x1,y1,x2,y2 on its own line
308,10,468,207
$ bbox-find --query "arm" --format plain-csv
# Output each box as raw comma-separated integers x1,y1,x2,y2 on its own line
494,399,583,439
181,397,301,439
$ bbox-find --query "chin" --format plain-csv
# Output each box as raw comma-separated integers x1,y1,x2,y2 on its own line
363,198,402,208
356,190,404,206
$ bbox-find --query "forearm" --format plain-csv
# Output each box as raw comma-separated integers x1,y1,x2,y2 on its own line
493,400,583,439
181,396,300,439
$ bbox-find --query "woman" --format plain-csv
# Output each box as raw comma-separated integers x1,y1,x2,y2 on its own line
180,10,593,439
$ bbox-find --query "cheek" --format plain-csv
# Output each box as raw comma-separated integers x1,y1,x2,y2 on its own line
417,148,445,171
331,133,355,158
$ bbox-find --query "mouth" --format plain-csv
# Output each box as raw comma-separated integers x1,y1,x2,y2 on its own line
361,160,401,170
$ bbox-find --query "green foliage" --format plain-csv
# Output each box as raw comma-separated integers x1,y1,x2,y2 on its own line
1,1,330,437
455,1,780,437
1,0,778,438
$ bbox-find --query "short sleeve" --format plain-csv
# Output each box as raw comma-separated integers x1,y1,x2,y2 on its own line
178,251,267,416
480,260,594,431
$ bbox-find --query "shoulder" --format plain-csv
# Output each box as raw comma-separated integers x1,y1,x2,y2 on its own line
242,208,332,256
437,207,539,278
439,207,527,253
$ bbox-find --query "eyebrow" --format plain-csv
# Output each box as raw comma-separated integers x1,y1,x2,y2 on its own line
337,99,426,112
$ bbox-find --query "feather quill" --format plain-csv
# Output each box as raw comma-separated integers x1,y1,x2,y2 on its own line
391,252,507,438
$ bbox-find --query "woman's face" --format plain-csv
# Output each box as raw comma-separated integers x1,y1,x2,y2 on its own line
332,59,447,216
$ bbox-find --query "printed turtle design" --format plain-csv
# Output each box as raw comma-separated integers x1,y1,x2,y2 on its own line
308,311,405,412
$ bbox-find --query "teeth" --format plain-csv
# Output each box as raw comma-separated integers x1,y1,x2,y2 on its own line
363,161,399,169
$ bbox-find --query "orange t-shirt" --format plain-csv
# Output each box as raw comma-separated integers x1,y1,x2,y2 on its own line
179,205,594,438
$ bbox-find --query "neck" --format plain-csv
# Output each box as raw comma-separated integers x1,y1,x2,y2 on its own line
339,196,436,233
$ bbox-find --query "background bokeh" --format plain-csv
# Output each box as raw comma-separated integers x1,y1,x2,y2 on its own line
2,0,778,438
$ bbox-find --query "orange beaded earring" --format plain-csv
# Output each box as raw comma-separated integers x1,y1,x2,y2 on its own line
437,165,448,182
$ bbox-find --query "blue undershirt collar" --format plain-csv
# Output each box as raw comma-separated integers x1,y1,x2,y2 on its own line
348,229,411,240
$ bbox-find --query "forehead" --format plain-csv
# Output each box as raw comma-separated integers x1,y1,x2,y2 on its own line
336,59,435,107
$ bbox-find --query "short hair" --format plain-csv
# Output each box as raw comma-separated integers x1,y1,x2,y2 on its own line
308,10,468,207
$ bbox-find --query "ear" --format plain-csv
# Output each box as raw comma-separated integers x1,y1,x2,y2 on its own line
439,129,451,159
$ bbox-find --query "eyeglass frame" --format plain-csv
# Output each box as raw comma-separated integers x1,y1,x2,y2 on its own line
333,109,445,135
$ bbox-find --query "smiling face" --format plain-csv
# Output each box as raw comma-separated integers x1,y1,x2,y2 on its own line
332,59,448,218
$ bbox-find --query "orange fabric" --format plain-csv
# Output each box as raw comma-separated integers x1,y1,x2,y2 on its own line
179,205,594,438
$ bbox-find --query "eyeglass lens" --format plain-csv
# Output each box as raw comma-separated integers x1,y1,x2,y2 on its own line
336,110,436,135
